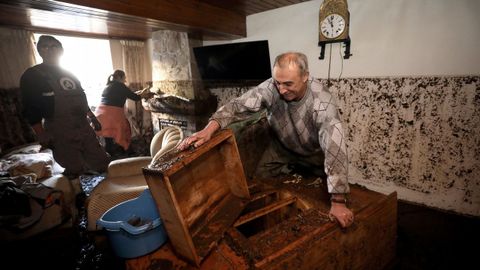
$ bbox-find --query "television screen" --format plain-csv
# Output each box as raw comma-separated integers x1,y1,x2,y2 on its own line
193,40,272,82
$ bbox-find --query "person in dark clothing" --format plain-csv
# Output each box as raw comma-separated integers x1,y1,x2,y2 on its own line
20,35,110,179
94,70,141,156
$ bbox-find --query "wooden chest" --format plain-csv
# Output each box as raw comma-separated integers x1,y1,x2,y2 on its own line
131,129,397,270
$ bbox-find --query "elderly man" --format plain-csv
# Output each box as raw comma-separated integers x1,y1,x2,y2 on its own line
179,51,354,228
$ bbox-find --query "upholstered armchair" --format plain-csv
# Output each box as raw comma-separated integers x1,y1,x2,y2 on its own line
86,125,183,231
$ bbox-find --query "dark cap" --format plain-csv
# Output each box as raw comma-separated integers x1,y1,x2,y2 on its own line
36,35,63,51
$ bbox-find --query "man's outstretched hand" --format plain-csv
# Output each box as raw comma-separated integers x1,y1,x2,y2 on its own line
177,120,220,151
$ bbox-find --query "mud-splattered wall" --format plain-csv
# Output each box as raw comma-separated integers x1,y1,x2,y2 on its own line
210,76,480,216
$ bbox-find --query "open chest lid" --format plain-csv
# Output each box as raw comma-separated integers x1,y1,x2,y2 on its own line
142,129,251,266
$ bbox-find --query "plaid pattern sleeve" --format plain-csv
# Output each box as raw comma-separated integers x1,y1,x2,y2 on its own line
315,89,350,194
210,80,274,128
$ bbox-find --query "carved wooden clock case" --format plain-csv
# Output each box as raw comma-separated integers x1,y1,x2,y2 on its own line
318,0,352,59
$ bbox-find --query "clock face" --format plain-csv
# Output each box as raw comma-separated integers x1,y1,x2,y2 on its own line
320,14,346,39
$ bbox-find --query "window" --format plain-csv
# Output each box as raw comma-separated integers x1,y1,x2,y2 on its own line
33,33,113,109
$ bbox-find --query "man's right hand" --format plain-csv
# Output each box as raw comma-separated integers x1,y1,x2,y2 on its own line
177,120,220,151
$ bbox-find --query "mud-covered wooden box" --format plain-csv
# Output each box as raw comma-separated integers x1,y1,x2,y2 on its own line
142,129,251,266
127,178,397,270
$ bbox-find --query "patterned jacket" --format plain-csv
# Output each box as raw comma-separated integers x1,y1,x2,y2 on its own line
211,77,350,193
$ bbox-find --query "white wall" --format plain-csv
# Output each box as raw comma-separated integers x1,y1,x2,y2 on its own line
208,0,480,78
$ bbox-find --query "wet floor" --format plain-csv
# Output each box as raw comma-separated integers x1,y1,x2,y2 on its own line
390,201,480,270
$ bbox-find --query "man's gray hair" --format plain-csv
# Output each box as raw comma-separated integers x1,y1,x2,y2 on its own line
273,52,309,75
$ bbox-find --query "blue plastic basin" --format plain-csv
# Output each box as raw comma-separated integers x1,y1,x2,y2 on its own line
97,189,167,258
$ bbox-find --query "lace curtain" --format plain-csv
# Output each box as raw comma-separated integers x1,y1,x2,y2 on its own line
119,40,152,153
120,40,146,91
0,27,37,152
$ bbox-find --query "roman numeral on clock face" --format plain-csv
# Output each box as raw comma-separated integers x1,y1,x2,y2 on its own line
320,13,346,39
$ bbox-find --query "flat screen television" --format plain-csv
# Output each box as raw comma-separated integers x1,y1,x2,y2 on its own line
193,40,272,84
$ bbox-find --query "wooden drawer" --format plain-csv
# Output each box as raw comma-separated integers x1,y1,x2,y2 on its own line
229,179,397,270
142,129,251,266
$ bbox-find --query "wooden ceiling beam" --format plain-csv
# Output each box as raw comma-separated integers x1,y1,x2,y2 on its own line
58,0,246,37
0,0,247,40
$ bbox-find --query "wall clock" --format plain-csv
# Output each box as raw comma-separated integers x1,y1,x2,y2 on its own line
318,0,351,59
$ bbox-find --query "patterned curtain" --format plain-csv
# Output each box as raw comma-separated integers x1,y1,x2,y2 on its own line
0,27,37,153
0,27,36,89
119,40,153,155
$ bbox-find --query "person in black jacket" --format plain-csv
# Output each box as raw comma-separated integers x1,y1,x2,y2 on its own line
20,35,109,179
94,70,141,157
